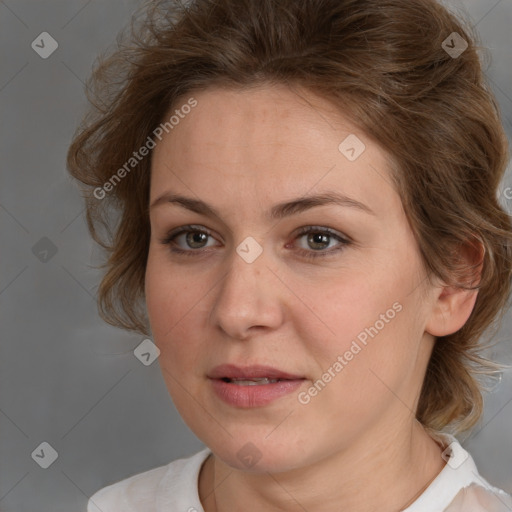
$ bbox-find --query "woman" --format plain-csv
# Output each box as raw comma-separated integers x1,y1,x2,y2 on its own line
67,0,512,510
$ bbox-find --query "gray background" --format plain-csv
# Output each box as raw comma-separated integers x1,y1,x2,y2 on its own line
1,1,511,511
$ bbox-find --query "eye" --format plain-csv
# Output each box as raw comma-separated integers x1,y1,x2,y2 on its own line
160,224,351,259
291,226,350,259
160,225,217,256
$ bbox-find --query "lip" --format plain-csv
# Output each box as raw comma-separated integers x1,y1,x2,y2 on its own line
208,364,306,408
208,364,304,380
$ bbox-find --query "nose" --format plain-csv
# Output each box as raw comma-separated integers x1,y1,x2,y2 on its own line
209,244,285,340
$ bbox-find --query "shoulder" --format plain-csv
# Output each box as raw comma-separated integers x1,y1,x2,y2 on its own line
444,483,512,511
405,434,512,512
87,464,167,512
87,448,211,512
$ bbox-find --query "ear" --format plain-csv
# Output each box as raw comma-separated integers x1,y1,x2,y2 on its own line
425,238,484,338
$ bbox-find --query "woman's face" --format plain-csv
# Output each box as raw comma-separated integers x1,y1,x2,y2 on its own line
146,84,439,472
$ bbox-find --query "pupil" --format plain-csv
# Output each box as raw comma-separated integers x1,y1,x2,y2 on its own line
309,233,328,250
188,232,207,247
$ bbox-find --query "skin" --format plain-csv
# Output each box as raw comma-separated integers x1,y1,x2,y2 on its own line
145,84,479,512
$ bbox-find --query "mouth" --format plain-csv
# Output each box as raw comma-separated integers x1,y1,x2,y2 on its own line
208,364,306,407
208,363,305,382
219,377,297,386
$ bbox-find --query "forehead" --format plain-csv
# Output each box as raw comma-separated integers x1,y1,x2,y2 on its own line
153,84,365,160
150,85,400,219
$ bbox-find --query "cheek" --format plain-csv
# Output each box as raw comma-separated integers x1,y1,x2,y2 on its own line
301,266,419,390
145,252,188,347
145,248,193,328
304,272,394,350
145,251,213,370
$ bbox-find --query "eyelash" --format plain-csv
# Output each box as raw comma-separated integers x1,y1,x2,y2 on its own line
159,224,351,260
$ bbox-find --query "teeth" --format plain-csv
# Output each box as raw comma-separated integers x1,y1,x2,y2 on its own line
229,378,280,385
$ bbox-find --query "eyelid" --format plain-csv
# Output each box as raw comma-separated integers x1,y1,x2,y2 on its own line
160,224,218,245
293,225,351,243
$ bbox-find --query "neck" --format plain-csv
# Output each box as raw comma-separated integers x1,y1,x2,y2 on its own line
199,420,446,512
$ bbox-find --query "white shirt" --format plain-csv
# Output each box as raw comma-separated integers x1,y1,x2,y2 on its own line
87,434,512,512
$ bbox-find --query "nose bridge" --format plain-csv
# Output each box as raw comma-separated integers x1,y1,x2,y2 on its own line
209,241,282,338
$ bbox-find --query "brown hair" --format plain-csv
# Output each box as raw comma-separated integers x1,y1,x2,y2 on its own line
67,0,512,434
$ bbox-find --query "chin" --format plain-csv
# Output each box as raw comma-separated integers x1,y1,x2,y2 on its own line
205,434,312,474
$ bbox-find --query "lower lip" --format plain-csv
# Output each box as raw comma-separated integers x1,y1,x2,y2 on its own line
210,378,305,407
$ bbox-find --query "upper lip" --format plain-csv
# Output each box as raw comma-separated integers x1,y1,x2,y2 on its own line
208,364,304,380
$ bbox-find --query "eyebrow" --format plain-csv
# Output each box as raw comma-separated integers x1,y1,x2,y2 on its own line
149,191,375,220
